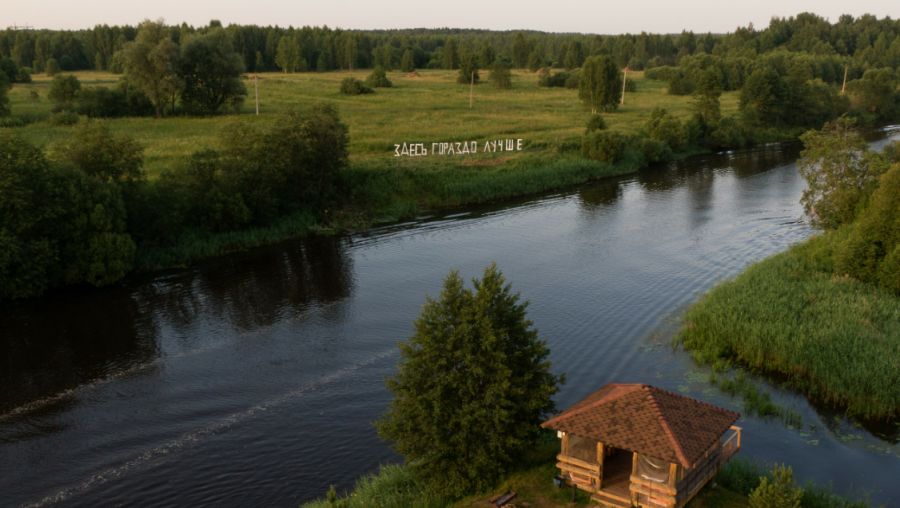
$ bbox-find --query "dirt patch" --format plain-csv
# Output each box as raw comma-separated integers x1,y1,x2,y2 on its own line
407,71,421,77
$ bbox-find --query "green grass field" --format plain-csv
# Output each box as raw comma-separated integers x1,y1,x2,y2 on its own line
6,69,740,178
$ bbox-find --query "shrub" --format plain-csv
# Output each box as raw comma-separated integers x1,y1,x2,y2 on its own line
627,58,644,71
488,61,512,89
29,90,40,101
637,138,674,163
709,116,746,150
76,84,155,118
624,77,637,92
45,58,61,76
62,121,144,182
749,464,803,508
364,66,393,88
48,74,82,105
340,77,374,95
582,130,625,163
0,117,27,128
50,111,80,126
538,70,569,87
17,67,33,84
0,58,17,83
585,114,607,133
644,108,687,152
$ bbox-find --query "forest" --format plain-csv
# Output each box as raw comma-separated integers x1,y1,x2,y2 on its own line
3,13,900,76
1,13,900,302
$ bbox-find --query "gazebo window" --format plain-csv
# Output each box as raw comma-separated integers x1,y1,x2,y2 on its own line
568,434,600,463
636,454,670,484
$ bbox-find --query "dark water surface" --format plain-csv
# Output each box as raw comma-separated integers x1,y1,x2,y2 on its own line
3,133,900,508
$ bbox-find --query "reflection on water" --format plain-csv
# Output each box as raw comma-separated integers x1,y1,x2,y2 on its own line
1,131,899,508
132,237,354,332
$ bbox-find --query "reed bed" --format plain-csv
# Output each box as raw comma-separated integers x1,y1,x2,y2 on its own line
679,234,900,419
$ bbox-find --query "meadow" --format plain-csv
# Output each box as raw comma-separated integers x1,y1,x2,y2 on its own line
7,68,741,178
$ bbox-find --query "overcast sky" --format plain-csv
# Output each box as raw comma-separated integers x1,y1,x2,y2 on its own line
5,0,897,34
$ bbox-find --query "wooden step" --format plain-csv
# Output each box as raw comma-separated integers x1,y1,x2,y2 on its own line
591,491,631,508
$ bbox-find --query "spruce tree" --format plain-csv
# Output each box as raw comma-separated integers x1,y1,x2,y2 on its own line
479,40,495,68
739,68,788,127
512,32,529,68
401,49,415,72
527,51,543,72
564,45,579,70
443,38,457,70
375,264,563,497
456,41,479,84
692,68,722,125
488,61,512,89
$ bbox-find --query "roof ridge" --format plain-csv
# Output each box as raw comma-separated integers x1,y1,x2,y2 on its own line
645,385,742,416
541,384,644,428
643,386,691,467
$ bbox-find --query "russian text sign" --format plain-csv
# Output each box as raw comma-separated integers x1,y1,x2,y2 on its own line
394,139,523,157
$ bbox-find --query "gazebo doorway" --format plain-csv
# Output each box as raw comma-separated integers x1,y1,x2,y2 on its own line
595,448,632,505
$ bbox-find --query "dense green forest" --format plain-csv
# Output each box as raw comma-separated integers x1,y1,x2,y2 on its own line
2,13,900,76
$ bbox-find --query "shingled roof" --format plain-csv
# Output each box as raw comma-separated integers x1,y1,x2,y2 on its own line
542,384,741,468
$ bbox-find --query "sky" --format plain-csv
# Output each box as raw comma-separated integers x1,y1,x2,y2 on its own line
4,0,897,34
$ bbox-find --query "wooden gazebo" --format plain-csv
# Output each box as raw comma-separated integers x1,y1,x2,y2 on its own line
542,384,742,508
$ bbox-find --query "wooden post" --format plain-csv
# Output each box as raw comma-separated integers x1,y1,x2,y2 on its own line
631,452,640,506
597,442,605,491
669,463,678,491
470,71,474,109
562,433,570,456
622,68,627,105
842,66,848,94
254,72,259,116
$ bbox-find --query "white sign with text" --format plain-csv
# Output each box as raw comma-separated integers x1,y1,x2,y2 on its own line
394,139,524,157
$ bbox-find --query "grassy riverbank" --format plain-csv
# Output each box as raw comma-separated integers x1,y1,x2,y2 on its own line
678,232,900,419
299,444,875,508
3,69,796,284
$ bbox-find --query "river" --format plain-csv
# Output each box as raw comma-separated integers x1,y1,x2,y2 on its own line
2,133,899,507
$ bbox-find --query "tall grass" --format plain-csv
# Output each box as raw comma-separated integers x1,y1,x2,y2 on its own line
715,459,876,508
679,233,900,419
134,211,317,271
708,370,804,428
301,464,448,508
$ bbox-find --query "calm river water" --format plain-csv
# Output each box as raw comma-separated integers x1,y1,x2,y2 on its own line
2,133,900,508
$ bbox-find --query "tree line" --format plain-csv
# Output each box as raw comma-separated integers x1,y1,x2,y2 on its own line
2,13,899,76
